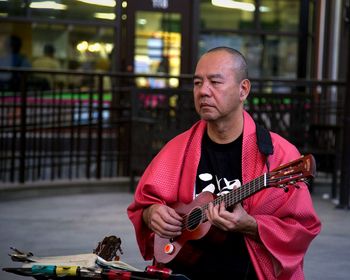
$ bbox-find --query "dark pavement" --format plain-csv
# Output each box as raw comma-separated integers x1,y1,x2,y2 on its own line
0,180,349,280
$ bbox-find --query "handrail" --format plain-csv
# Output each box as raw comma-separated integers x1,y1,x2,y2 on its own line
0,67,347,85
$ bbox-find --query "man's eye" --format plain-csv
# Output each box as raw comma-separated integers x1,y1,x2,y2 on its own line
194,80,202,86
211,81,220,84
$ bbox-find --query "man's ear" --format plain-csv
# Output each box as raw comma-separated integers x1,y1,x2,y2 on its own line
239,79,251,101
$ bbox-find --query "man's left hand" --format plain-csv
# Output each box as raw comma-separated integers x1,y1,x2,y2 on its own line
206,201,259,240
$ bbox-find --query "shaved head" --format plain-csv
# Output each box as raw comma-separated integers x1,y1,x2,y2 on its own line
205,46,248,83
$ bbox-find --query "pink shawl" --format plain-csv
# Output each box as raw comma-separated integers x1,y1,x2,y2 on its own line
127,111,321,279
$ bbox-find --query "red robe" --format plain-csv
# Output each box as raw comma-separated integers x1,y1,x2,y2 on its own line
127,111,321,279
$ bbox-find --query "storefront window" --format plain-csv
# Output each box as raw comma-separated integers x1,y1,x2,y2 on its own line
260,0,300,31
31,23,114,88
200,0,255,30
31,24,114,70
0,22,32,61
0,17,116,91
199,34,263,77
199,0,302,79
199,33,297,79
29,0,116,21
0,0,117,20
0,0,25,17
262,35,298,78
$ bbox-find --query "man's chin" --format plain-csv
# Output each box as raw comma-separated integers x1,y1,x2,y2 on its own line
200,114,216,122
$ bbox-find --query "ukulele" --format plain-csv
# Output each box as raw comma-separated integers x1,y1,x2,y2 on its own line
154,154,316,265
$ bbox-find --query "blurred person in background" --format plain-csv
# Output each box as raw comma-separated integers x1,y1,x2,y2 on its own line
32,43,62,90
0,34,31,91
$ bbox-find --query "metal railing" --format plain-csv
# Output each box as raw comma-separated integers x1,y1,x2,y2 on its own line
0,68,195,184
0,68,346,198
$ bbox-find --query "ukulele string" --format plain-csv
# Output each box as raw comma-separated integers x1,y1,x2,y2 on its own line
182,175,266,230
182,178,258,229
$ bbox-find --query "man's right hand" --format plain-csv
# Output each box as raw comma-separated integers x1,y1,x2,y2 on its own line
142,204,183,239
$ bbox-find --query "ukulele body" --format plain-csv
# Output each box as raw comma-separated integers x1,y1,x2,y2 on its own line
154,191,227,266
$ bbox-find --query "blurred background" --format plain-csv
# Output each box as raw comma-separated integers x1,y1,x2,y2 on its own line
1,1,350,279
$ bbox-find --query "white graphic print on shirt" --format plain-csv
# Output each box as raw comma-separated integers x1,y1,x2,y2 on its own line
197,172,241,197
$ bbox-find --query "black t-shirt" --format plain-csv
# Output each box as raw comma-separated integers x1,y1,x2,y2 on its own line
196,132,243,196
171,132,257,280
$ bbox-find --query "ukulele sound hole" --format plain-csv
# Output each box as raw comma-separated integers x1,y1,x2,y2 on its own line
186,207,202,231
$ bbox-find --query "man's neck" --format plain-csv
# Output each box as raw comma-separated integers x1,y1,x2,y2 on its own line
207,113,244,144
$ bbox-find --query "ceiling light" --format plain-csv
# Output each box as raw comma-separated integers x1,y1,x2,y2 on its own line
77,0,116,7
212,0,270,12
77,41,89,52
211,0,255,12
105,44,113,53
29,1,67,10
88,43,101,52
259,6,271,12
94,13,116,20
137,18,147,25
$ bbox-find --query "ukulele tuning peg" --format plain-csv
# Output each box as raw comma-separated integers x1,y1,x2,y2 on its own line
283,186,289,193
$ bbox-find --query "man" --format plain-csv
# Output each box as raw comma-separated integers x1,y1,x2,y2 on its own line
127,47,321,279
0,35,31,90
32,44,62,89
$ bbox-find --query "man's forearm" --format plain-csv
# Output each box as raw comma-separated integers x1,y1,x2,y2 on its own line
240,215,260,241
142,205,152,228
142,204,160,229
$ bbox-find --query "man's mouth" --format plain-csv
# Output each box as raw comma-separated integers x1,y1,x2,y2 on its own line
200,102,212,108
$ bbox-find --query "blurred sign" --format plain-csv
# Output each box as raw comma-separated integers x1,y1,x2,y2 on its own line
152,0,168,9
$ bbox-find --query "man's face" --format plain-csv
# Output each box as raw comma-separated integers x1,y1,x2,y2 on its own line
193,50,247,122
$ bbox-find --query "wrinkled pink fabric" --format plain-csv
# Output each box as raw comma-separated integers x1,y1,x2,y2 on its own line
127,111,321,279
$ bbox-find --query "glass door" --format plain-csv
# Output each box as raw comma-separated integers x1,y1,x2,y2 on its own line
124,0,193,88
134,11,181,88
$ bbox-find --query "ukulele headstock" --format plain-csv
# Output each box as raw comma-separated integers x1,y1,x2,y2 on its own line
267,154,316,189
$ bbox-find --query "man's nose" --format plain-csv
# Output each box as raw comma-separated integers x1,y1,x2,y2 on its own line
198,81,211,96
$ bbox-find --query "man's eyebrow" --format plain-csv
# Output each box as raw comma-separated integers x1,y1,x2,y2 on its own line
208,74,224,79
193,74,224,80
